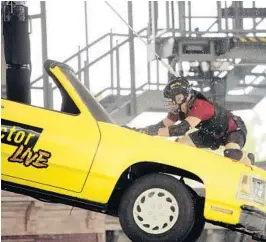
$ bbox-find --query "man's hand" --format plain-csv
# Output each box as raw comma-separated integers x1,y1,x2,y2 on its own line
122,125,137,131
122,125,148,134
136,128,149,134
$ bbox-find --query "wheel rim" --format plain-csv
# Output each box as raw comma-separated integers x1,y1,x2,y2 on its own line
132,188,179,235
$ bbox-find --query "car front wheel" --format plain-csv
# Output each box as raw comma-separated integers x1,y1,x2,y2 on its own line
118,173,196,242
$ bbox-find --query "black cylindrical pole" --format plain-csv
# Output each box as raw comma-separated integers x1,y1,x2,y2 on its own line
2,1,31,104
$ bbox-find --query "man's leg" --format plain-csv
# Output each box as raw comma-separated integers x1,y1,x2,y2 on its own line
176,131,212,149
177,135,196,147
224,131,255,165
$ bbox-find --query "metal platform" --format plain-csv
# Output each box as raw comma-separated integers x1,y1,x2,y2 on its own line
150,36,266,62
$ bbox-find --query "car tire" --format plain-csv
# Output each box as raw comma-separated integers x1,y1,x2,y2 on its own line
182,189,205,242
118,173,196,242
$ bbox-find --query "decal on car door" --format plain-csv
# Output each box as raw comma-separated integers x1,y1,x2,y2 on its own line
1,119,51,169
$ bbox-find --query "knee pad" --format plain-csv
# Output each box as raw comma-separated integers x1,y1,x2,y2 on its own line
178,135,196,147
224,149,243,161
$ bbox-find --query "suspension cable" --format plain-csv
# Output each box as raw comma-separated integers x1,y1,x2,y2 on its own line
104,1,179,78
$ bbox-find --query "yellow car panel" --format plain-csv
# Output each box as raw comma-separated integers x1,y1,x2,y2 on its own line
84,121,266,219
2,67,101,192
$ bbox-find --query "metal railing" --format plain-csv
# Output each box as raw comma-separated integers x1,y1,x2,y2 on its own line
152,1,266,40
30,27,149,102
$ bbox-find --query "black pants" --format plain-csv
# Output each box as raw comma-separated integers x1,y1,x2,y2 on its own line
189,115,247,150
188,130,246,150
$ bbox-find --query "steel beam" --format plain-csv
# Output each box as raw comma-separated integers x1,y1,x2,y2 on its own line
84,1,90,89
182,46,266,62
115,40,121,96
178,2,186,35
110,29,114,91
221,7,266,18
155,36,266,62
171,1,175,37
166,1,169,29
232,2,243,31
217,2,222,31
128,1,137,116
84,1,89,62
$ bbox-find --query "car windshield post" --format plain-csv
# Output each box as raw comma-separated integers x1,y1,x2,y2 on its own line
59,66,115,124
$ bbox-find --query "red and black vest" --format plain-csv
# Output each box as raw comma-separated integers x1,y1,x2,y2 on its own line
179,91,235,138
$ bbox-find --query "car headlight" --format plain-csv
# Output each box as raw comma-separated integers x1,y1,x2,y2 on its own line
237,174,266,206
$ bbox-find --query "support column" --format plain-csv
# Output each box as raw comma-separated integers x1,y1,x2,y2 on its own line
128,1,137,116
84,1,90,89
232,1,243,33
148,1,158,39
110,29,114,92
178,1,186,36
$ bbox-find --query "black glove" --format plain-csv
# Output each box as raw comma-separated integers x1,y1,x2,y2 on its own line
122,125,138,131
122,125,131,129
122,125,149,134
136,128,149,134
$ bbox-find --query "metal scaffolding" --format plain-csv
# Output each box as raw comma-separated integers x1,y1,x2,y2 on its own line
1,1,266,117
147,1,266,110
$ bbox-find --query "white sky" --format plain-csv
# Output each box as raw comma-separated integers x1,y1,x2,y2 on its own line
27,1,266,159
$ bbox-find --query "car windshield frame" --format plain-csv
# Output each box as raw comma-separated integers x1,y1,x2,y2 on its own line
57,64,115,124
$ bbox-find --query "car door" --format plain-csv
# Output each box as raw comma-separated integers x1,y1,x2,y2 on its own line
1,98,101,193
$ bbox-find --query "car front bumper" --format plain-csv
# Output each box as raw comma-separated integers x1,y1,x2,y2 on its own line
240,205,266,241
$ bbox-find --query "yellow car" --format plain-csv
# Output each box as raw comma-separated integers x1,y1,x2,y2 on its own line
2,60,266,242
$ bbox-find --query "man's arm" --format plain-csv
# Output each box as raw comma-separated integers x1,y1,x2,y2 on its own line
123,112,180,136
163,118,176,127
137,118,176,136
122,118,174,134
158,116,201,137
